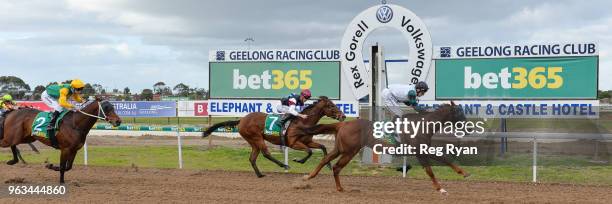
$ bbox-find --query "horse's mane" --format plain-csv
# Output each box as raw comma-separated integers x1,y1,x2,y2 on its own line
300,96,329,113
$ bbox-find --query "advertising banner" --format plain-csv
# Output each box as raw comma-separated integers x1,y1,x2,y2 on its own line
209,61,340,99
419,100,599,118
207,99,359,117
435,56,598,99
111,101,177,117
17,101,52,111
177,101,209,117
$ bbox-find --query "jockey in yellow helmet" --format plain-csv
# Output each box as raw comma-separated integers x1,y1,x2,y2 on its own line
0,94,17,140
41,79,85,134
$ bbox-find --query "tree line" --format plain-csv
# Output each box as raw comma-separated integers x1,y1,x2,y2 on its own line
0,76,208,101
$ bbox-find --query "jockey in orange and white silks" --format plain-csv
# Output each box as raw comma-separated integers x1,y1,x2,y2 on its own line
381,82,429,117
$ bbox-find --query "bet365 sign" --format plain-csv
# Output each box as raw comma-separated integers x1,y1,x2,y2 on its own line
436,56,598,99
209,61,340,99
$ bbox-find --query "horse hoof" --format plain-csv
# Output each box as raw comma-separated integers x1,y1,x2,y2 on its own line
283,165,291,170
6,160,18,165
302,175,310,181
337,187,345,192
292,159,305,164
257,174,266,178
439,189,448,196
463,173,471,178
46,164,53,169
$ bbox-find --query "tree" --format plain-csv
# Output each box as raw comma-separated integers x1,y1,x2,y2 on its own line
173,83,190,97
82,83,95,97
124,87,130,95
141,89,153,101
599,90,611,99
153,82,166,94
191,88,208,100
91,84,104,94
32,85,46,100
0,76,31,100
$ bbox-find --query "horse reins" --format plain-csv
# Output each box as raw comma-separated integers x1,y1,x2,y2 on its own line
77,101,108,121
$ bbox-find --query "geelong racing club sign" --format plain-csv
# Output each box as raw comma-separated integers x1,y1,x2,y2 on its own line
341,4,433,99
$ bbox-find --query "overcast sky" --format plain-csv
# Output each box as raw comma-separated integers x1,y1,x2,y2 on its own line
1,0,610,92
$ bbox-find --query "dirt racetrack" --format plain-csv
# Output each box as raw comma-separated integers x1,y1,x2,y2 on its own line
1,164,611,203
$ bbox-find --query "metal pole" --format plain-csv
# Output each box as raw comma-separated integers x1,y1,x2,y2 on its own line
177,118,183,169
83,140,88,166
284,146,289,173
208,115,213,148
532,136,537,182
402,156,407,178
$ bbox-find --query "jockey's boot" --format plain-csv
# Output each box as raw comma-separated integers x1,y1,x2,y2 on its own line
46,111,61,137
278,115,292,146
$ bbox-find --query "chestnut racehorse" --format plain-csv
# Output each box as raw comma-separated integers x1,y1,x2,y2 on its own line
0,98,122,183
202,96,345,177
302,102,471,194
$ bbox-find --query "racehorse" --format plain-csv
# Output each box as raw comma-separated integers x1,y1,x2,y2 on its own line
301,102,471,194
202,96,346,178
0,97,122,183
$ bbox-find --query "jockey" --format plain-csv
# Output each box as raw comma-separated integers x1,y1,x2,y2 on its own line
41,79,85,135
381,81,429,117
276,89,311,144
0,94,17,140
381,82,428,173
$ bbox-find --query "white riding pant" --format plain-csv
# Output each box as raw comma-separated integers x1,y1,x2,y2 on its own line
382,89,403,117
41,91,65,112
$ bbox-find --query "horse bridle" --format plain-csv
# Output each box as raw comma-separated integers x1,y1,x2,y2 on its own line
77,101,109,121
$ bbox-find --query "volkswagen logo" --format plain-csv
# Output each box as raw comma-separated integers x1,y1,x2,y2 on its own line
376,5,393,23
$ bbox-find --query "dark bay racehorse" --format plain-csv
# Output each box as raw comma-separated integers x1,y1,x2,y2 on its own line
202,96,346,177
302,102,470,194
0,98,121,183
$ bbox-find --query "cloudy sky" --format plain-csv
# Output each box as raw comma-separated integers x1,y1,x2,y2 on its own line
1,0,610,93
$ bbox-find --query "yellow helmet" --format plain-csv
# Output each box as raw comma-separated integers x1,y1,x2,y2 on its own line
71,79,85,89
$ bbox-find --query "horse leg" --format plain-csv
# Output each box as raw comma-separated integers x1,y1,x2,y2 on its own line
305,141,332,169
65,149,78,171
289,141,312,164
58,149,72,184
332,151,358,192
303,148,339,181
430,155,470,178
28,143,40,154
258,140,288,169
6,145,19,165
417,155,446,195
15,146,27,164
248,146,265,178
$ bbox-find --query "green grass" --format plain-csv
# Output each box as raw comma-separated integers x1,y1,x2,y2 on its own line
2,146,611,185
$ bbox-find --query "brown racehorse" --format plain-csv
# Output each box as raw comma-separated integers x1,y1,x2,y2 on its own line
0,98,122,183
301,102,471,194
202,96,346,177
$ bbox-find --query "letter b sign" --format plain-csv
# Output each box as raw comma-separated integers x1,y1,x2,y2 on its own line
194,102,208,116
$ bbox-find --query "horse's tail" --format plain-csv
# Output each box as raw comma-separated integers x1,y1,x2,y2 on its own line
302,123,341,135
202,120,240,138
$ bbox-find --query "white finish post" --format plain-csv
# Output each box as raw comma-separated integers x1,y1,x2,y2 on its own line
284,146,289,173
402,156,407,178
532,136,537,182
177,119,183,169
83,140,88,166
